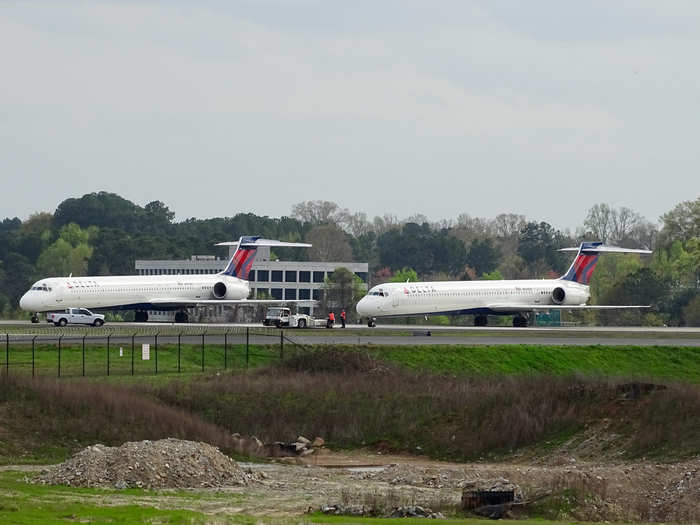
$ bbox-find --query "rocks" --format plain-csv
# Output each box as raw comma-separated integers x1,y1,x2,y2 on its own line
390,505,445,519
320,503,445,519
259,434,325,459
36,438,257,489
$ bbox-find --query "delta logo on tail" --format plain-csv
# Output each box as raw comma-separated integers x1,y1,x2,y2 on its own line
560,241,602,285
222,236,260,279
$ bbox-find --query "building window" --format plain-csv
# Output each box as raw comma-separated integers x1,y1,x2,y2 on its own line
355,272,368,282
299,289,311,300
272,270,283,282
299,271,311,282
313,271,325,283
285,288,297,300
257,270,269,282
285,270,297,282
271,288,282,300
313,289,323,301
248,270,256,282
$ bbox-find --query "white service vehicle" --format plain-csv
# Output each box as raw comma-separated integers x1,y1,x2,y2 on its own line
46,308,105,327
262,307,326,328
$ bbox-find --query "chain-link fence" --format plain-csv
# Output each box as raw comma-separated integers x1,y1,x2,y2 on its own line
0,327,307,378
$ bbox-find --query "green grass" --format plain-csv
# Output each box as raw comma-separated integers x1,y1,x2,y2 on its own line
0,343,285,378
366,344,700,382
3,341,700,382
0,471,653,525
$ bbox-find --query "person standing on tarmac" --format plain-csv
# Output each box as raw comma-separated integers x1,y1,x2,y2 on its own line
327,311,335,328
340,308,346,328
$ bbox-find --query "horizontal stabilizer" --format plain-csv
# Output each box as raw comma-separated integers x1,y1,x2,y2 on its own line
559,245,652,254
216,239,311,248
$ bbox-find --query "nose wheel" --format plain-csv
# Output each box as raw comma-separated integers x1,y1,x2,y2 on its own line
367,318,376,328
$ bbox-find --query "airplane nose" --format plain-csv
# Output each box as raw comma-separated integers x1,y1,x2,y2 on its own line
19,293,30,311
356,297,371,316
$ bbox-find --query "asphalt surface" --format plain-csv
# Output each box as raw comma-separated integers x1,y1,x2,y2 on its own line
1,321,698,346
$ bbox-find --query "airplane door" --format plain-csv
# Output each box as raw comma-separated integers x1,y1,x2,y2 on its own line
392,292,400,307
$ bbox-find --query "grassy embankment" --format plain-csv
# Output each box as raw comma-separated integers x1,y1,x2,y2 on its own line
1,345,699,465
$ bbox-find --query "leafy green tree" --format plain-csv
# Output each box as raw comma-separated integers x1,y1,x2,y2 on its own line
305,224,353,262
378,223,466,276
482,269,504,280
658,197,700,247
323,267,366,320
54,192,143,232
0,253,34,310
517,221,568,274
598,267,669,326
683,296,700,327
466,238,500,275
35,223,95,277
389,267,419,283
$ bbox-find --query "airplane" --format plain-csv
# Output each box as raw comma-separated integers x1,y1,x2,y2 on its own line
19,236,312,323
356,242,652,327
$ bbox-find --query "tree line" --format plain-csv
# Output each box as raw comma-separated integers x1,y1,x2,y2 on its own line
0,192,697,325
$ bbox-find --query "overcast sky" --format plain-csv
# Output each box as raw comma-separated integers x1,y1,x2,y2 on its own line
1,0,698,231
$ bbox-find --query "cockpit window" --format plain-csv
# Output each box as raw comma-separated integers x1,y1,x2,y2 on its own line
31,284,51,292
368,288,386,297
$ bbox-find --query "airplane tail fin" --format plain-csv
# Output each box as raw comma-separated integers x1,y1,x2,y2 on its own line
217,237,312,280
559,242,652,285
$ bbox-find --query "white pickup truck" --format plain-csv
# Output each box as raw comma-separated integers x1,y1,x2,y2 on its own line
46,308,105,327
262,307,327,328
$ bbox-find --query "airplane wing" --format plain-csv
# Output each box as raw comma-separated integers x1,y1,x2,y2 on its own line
487,303,650,312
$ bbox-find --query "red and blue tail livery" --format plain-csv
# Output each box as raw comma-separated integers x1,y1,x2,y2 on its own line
222,236,261,279
560,241,603,285
218,236,313,281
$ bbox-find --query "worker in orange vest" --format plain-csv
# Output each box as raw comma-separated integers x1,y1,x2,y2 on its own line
327,311,335,328
340,308,346,328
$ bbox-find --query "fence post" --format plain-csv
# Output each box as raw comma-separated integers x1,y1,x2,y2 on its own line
131,333,136,376
201,331,205,372
58,335,62,378
32,335,37,378
107,334,111,376
154,333,158,375
224,331,228,369
280,330,284,361
245,328,249,369
82,335,86,377
5,334,8,377
177,333,181,373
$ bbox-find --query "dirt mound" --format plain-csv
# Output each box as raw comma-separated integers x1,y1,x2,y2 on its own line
37,438,257,489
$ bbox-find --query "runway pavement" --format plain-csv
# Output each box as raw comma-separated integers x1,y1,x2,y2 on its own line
1,321,698,346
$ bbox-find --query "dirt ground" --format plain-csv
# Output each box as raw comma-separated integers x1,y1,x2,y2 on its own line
5,448,700,522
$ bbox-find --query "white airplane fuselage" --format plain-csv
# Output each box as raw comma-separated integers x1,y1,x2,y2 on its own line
19,274,249,313
356,278,590,318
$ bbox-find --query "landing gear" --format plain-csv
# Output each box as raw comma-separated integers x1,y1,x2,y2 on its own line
174,311,189,323
474,315,488,327
513,315,528,328
367,318,376,328
134,311,149,323
30,314,39,323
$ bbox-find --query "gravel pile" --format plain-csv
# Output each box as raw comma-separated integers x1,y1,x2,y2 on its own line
37,438,257,489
